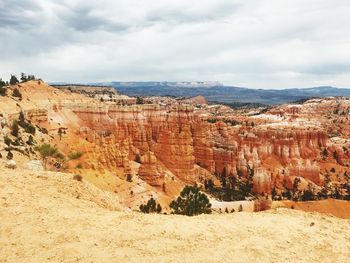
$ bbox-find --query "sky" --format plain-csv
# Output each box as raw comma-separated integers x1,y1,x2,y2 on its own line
0,0,350,89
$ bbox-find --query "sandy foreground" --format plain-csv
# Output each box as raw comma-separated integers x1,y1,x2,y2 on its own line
1,169,350,263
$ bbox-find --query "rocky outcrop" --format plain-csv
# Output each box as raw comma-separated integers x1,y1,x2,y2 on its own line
138,151,164,186
71,102,330,193
253,167,272,194
6,80,341,199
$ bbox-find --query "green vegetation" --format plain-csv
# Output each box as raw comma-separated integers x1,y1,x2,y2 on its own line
139,197,162,214
204,167,255,202
9,75,19,85
0,78,7,96
20,73,35,82
170,185,211,216
26,135,34,145
68,151,84,160
136,97,144,104
35,144,63,170
4,136,12,146
18,111,36,134
11,121,19,137
12,88,22,100
7,151,13,160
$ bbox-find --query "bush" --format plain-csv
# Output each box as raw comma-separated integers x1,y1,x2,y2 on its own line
26,135,34,145
4,136,12,146
35,143,62,169
11,121,19,137
170,185,212,216
136,97,144,104
9,75,19,85
41,127,49,134
0,86,6,96
7,151,13,160
12,88,22,100
0,78,6,88
139,197,162,214
68,151,83,160
25,123,36,134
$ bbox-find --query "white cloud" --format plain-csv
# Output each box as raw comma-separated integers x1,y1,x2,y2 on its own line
0,0,350,88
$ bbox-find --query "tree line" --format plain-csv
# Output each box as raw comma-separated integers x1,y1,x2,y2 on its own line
0,73,36,96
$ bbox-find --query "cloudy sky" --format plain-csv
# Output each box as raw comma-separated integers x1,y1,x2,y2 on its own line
0,0,350,88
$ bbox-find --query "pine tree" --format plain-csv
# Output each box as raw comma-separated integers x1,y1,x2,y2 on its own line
10,75,19,85
170,185,212,216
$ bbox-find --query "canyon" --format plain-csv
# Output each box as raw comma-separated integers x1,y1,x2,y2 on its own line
1,80,350,211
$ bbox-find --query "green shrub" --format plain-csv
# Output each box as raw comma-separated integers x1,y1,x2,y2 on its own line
12,88,22,100
26,135,34,145
0,86,6,96
4,136,12,146
11,121,19,137
170,185,211,216
24,123,36,134
139,198,162,214
68,151,83,160
136,97,144,104
35,143,62,169
9,75,19,85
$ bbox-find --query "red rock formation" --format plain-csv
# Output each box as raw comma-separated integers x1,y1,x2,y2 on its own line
138,151,164,186
253,167,272,194
8,80,347,200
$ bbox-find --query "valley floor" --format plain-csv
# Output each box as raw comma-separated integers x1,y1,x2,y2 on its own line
1,169,350,263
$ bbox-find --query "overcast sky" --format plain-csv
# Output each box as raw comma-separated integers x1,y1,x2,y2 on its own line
0,0,350,88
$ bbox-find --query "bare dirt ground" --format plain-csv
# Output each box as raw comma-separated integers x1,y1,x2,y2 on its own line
283,199,350,219
1,168,350,263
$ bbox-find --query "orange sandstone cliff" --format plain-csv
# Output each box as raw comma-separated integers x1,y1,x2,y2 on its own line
1,81,350,209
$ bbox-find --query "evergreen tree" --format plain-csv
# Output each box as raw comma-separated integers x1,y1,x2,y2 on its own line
9,75,19,85
0,78,6,96
136,97,144,104
20,73,27,82
139,197,162,214
170,185,211,216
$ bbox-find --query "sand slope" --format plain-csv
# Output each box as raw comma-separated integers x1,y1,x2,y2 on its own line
1,169,350,263
283,200,350,219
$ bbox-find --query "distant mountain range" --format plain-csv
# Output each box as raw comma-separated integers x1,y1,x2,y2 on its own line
51,81,350,105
